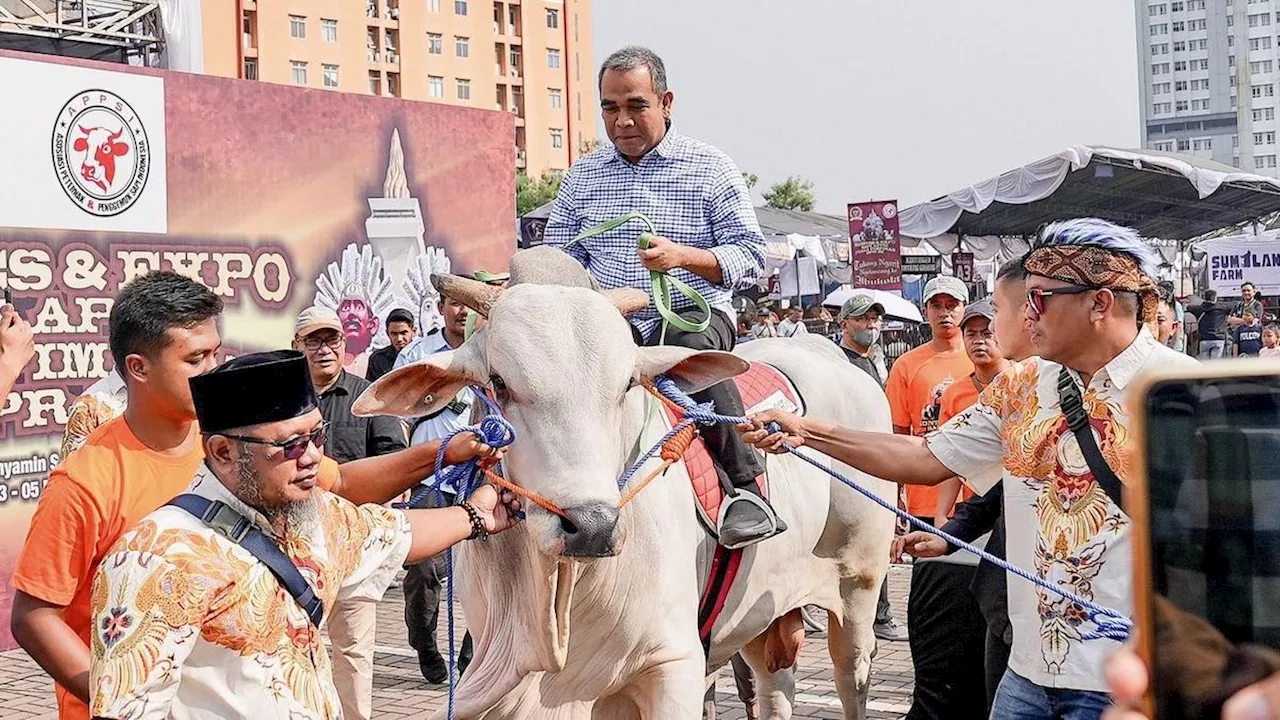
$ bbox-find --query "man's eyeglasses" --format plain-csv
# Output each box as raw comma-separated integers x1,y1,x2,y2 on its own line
300,334,343,351
220,422,330,460
1026,285,1096,320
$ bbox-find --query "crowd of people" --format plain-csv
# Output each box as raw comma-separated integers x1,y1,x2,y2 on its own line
1,41,1278,720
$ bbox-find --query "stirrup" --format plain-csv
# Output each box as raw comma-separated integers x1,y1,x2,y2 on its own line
716,492,785,550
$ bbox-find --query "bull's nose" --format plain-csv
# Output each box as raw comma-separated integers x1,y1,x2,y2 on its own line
560,502,621,557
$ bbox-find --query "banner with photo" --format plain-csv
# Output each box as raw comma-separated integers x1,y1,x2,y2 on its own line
848,200,903,291
0,50,514,649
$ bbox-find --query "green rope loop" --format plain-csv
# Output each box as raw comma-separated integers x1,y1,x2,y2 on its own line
569,212,712,343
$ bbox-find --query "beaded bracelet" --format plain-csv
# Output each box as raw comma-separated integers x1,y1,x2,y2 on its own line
459,501,489,541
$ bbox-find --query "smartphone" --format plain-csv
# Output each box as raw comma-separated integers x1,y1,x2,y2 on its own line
1129,359,1280,718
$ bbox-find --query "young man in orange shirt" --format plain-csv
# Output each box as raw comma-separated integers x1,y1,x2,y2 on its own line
933,298,1011,520
884,275,974,526
11,271,493,720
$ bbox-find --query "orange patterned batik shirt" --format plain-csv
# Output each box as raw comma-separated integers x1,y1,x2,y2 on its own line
926,328,1198,693
88,466,411,720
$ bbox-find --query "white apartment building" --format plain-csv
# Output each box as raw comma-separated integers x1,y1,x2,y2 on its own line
1138,0,1280,177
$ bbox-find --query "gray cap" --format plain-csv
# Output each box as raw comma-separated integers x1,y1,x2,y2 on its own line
960,298,995,329
923,275,969,304
838,294,885,321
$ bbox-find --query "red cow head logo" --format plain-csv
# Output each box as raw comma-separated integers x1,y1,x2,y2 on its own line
72,126,129,193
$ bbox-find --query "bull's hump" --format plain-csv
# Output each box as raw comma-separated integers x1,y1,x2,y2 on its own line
508,246,597,290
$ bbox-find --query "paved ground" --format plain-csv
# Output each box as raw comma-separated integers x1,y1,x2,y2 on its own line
0,565,916,719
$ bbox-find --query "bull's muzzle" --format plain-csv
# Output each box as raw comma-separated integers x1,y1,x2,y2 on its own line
560,502,621,557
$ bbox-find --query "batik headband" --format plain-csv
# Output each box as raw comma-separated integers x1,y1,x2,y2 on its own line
1022,245,1158,323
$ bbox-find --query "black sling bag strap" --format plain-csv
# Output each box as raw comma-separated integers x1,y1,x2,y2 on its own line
1056,367,1126,512
167,494,325,627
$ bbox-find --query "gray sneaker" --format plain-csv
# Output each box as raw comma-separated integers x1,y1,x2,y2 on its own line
873,617,909,642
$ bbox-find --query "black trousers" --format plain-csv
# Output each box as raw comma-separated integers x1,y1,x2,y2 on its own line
905,560,988,720
876,575,894,624
632,308,764,491
703,653,757,717
984,623,1013,712
403,490,474,671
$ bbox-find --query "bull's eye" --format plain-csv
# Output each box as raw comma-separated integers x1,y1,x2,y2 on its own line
490,375,510,403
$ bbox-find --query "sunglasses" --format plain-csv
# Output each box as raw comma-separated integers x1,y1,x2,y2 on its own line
221,421,330,460
1026,285,1096,319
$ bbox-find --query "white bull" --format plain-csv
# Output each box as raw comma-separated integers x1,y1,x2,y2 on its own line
355,248,896,719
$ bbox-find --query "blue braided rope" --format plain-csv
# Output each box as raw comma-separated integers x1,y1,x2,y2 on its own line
651,376,1133,641
391,390,517,720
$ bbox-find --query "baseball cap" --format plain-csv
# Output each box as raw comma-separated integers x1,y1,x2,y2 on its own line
960,298,996,329
923,275,969,304
838,294,885,322
294,305,342,338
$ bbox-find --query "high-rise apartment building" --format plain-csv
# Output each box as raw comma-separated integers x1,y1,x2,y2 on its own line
200,0,594,176
1137,0,1280,177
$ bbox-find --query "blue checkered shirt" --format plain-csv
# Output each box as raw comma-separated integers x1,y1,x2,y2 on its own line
543,127,766,341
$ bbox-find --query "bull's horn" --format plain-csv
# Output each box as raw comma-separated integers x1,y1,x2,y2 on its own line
602,288,650,316
431,273,503,317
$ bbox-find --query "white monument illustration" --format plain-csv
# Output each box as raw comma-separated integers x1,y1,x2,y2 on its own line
403,246,453,334
364,128,426,296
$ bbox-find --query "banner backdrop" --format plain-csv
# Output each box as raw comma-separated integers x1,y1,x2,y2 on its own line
1203,234,1280,296
0,50,514,649
849,200,903,291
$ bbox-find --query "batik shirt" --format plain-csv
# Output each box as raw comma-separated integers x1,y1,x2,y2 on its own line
59,371,127,461
89,466,411,719
927,328,1198,692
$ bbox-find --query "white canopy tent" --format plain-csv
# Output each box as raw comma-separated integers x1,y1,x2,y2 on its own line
895,145,1280,286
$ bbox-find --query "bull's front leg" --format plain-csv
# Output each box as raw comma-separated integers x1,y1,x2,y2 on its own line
601,652,706,720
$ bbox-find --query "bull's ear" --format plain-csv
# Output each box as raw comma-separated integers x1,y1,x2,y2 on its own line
634,346,748,395
353,341,485,419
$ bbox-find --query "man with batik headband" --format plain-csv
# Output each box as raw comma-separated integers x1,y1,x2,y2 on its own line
87,351,521,720
738,218,1198,720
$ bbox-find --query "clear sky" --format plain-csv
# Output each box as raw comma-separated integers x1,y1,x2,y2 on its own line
592,0,1142,215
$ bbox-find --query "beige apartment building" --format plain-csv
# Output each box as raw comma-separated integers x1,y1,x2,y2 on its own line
201,0,595,176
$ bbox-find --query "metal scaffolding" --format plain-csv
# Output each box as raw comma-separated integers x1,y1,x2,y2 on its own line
0,0,164,65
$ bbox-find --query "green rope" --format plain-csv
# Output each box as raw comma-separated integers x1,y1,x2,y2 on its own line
568,212,712,344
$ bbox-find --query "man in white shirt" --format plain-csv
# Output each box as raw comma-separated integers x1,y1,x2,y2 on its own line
776,305,808,337
739,218,1198,720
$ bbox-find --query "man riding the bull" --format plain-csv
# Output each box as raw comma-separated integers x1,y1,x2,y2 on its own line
544,45,783,549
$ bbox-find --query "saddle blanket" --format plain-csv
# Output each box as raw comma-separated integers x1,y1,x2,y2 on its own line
656,361,805,535
654,361,806,654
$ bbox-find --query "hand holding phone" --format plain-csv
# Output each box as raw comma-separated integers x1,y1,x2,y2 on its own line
0,299,34,383
1104,644,1280,720
1129,360,1280,718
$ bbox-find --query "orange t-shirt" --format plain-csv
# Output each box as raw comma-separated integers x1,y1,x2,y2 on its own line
11,416,339,720
884,341,973,518
934,375,983,514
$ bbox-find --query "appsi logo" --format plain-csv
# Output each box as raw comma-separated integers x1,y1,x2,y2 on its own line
51,89,151,217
